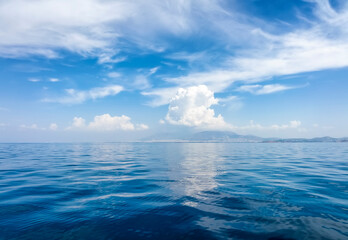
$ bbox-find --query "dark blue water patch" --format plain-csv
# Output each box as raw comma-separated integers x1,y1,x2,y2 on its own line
214,196,249,211
0,143,347,239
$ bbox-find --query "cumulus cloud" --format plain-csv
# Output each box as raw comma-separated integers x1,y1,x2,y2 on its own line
72,117,86,128
43,85,123,104
89,114,136,131
69,114,148,131
164,85,230,129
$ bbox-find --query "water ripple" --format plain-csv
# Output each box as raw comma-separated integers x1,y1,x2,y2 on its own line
0,142,347,239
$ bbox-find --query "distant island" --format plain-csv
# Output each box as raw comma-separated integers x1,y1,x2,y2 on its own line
142,131,348,143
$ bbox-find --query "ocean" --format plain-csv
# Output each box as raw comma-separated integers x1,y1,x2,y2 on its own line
0,143,347,239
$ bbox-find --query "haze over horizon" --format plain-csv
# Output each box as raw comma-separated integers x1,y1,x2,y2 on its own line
1,0,348,142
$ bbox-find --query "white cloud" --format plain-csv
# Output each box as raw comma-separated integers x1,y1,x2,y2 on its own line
150,0,348,97
149,67,160,75
49,78,59,82
164,70,236,93
0,0,227,60
164,85,230,129
166,51,207,62
218,95,238,103
2,0,345,88
98,55,126,65
136,124,149,130
237,84,297,95
89,114,135,131
43,85,123,104
72,117,86,128
0,47,59,59
69,114,148,131
49,123,58,130
217,95,243,111
133,75,151,90
107,72,122,78
0,0,132,59
20,124,40,130
142,87,180,107
28,78,40,82
19,123,59,130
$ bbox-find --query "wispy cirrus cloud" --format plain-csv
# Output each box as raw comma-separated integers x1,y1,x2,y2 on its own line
145,0,348,104
142,87,180,107
49,78,59,82
0,0,130,59
0,0,227,62
28,78,40,82
43,85,123,104
19,123,59,131
107,72,122,78
20,124,41,130
237,84,300,95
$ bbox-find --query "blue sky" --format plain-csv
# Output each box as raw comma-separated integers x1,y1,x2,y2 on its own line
0,0,348,142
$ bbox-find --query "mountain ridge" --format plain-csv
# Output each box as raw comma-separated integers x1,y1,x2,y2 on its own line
142,131,348,143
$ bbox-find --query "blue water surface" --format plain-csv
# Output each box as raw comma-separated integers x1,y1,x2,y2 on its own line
0,143,347,240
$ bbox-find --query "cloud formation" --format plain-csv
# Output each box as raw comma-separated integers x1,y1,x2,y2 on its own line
146,0,348,104
49,78,59,82
70,114,148,131
237,84,297,95
44,85,123,104
0,0,226,60
49,123,58,130
165,85,230,129
20,124,40,130
28,78,40,82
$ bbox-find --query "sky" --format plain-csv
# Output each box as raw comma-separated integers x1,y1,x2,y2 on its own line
0,0,348,142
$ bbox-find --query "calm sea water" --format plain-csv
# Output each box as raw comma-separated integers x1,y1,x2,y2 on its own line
0,143,347,240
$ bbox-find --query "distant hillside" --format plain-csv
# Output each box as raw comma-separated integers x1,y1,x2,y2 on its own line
142,131,348,143
265,136,348,143
186,131,262,142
